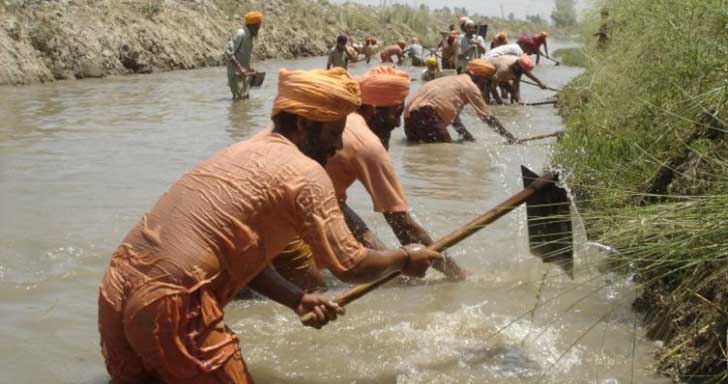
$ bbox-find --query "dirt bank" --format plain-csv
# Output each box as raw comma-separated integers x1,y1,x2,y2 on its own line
0,0,560,86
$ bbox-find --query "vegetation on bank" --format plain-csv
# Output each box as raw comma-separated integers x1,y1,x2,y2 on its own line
554,0,727,381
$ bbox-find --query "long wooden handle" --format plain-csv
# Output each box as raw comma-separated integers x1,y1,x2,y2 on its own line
521,79,560,92
524,100,557,107
517,131,563,143
300,172,558,323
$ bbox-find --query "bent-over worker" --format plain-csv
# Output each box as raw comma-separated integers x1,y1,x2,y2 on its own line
490,31,508,49
486,54,547,104
421,56,441,82
224,11,262,100
403,37,425,66
404,59,518,143
274,66,466,290
98,67,441,384
380,40,406,65
517,32,557,65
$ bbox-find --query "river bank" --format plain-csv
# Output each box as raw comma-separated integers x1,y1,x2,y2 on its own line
554,0,727,381
1,0,566,86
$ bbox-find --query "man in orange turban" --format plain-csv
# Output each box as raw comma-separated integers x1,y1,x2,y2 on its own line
485,54,548,104
98,67,442,384
273,66,465,290
517,31,560,65
224,11,263,99
404,59,518,143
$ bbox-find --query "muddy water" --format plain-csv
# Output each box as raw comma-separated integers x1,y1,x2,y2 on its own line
0,43,670,384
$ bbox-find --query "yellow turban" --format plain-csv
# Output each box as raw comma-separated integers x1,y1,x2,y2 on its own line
244,11,263,25
272,68,361,122
425,56,438,67
357,66,411,107
466,59,496,77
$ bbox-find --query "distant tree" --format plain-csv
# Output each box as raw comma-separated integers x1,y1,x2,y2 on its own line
551,0,577,27
526,14,545,24
508,12,516,21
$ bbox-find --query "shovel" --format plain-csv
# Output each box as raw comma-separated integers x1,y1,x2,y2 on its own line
300,166,574,323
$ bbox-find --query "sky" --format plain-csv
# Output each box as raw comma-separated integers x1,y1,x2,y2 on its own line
330,0,590,21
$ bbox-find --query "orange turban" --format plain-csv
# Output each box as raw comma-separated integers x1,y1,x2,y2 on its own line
244,11,263,25
272,68,361,122
495,32,508,42
397,40,407,49
466,59,496,77
518,54,535,72
357,66,411,107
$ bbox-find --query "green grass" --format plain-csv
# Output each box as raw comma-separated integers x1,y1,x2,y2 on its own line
552,48,587,67
554,0,728,380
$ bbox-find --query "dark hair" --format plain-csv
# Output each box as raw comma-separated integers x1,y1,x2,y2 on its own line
337,35,348,44
272,111,322,133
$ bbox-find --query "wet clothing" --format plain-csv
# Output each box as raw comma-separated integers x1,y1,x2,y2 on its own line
225,26,255,99
98,133,366,383
484,44,524,59
456,34,486,73
274,113,408,285
380,45,404,63
486,55,520,84
404,106,451,142
404,74,490,142
404,44,425,66
327,47,349,69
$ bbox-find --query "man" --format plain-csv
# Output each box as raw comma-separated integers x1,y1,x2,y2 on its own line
490,31,508,49
456,20,487,74
486,54,547,104
421,56,440,82
224,11,262,100
362,37,379,63
438,30,459,69
403,37,425,66
380,40,406,64
274,67,466,290
98,67,442,384
404,59,518,143
517,32,558,65
327,34,351,70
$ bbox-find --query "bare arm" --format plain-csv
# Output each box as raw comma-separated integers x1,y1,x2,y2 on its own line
248,266,344,329
383,211,466,279
248,265,305,310
340,201,387,250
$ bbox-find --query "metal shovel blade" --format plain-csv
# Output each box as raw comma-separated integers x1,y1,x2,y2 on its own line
521,166,574,278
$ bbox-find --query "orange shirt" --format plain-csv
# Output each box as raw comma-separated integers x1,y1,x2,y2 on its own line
405,74,491,126
100,132,366,315
326,113,408,213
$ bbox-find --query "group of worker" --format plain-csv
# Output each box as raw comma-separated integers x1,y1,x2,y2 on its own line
98,10,559,383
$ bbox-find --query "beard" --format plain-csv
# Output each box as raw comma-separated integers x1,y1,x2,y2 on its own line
301,126,335,166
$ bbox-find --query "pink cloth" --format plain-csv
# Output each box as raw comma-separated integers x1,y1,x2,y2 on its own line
519,53,535,72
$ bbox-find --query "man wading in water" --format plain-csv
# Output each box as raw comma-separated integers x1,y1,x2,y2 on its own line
98,67,441,384
224,11,262,100
485,54,548,104
404,59,518,143
273,66,467,291
327,34,352,70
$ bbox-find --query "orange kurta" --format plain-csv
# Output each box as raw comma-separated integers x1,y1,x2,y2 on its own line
99,132,365,383
326,113,408,213
405,74,491,126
